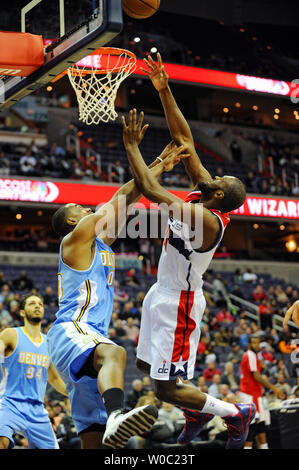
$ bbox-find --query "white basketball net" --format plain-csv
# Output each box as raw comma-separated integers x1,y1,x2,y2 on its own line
67,50,136,125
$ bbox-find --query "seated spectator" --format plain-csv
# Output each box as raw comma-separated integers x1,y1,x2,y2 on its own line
258,341,274,364
201,322,211,340
218,384,231,400
114,280,129,303
216,307,235,325
258,299,274,331
0,151,10,176
202,361,222,382
0,317,9,332
267,285,277,302
197,336,209,356
221,361,240,391
56,397,81,449
158,402,184,422
208,373,222,398
126,379,145,409
110,311,119,328
0,302,13,325
142,376,152,392
233,268,243,284
214,327,233,347
242,267,258,283
227,342,243,364
20,150,37,176
9,300,20,325
121,300,139,321
243,268,258,286
212,274,227,307
114,319,128,340
196,376,207,392
239,327,253,349
110,160,126,184
230,285,245,301
123,317,139,342
51,400,65,430
43,286,57,306
274,373,292,397
285,285,294,300
204,341,217,365
135,291,145,310
233,318,249,338
12,270,34,291
269,359,290,380
123,269,140,287
0,284,14,306
252,285,268,303
112,300,121,317
275,285,289,304
108,327,123,346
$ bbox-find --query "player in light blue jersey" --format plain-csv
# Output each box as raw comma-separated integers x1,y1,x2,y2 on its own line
0,293,68,449
47,116,189,449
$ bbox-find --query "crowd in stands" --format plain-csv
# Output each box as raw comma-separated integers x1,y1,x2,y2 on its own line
0,262,298,449
2,120,299,201
213,128,299,197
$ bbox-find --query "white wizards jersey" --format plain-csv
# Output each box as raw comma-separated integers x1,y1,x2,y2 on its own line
157,200,230,292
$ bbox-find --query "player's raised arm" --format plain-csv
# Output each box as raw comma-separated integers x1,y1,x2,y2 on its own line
52,116,187,271
141,52,212,186
122,109,220,243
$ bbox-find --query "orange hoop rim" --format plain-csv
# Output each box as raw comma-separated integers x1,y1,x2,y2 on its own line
52,47,136,82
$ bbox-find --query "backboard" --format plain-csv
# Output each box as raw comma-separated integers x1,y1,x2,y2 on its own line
0,0,123,110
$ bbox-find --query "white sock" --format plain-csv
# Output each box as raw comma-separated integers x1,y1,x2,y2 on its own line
259,443,269,449
201,394,238,417
243,446,252,449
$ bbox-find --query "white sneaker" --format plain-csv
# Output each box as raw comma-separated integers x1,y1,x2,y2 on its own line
102,405,158,449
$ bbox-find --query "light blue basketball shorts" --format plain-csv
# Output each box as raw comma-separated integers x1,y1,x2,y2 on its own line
0,397,58,449
47,321,115,434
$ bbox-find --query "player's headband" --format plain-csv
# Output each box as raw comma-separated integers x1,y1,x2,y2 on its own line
185,190,202,203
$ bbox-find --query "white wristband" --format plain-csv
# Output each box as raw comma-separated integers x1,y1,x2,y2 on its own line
156,157,163,162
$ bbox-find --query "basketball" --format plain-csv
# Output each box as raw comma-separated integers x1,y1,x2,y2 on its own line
122,0,160,20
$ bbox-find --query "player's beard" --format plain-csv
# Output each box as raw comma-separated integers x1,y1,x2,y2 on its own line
196,181,216,201
24,312,43,325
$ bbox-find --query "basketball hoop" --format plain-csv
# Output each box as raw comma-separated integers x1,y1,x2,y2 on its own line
67,47,137,125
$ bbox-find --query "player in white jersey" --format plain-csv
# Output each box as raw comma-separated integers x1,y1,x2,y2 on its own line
122,99,256,448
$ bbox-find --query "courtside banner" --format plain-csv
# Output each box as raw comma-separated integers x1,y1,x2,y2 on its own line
1,178,299,220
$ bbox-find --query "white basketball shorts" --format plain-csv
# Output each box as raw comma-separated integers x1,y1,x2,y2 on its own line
137,282,206,381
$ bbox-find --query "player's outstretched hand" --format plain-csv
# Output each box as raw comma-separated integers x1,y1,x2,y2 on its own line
161,144,190,172
140,52,169,92
122,109,149,147
283,300,299,328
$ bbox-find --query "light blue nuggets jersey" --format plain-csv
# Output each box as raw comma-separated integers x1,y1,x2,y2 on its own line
2,327,50,404
56,237,115,335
